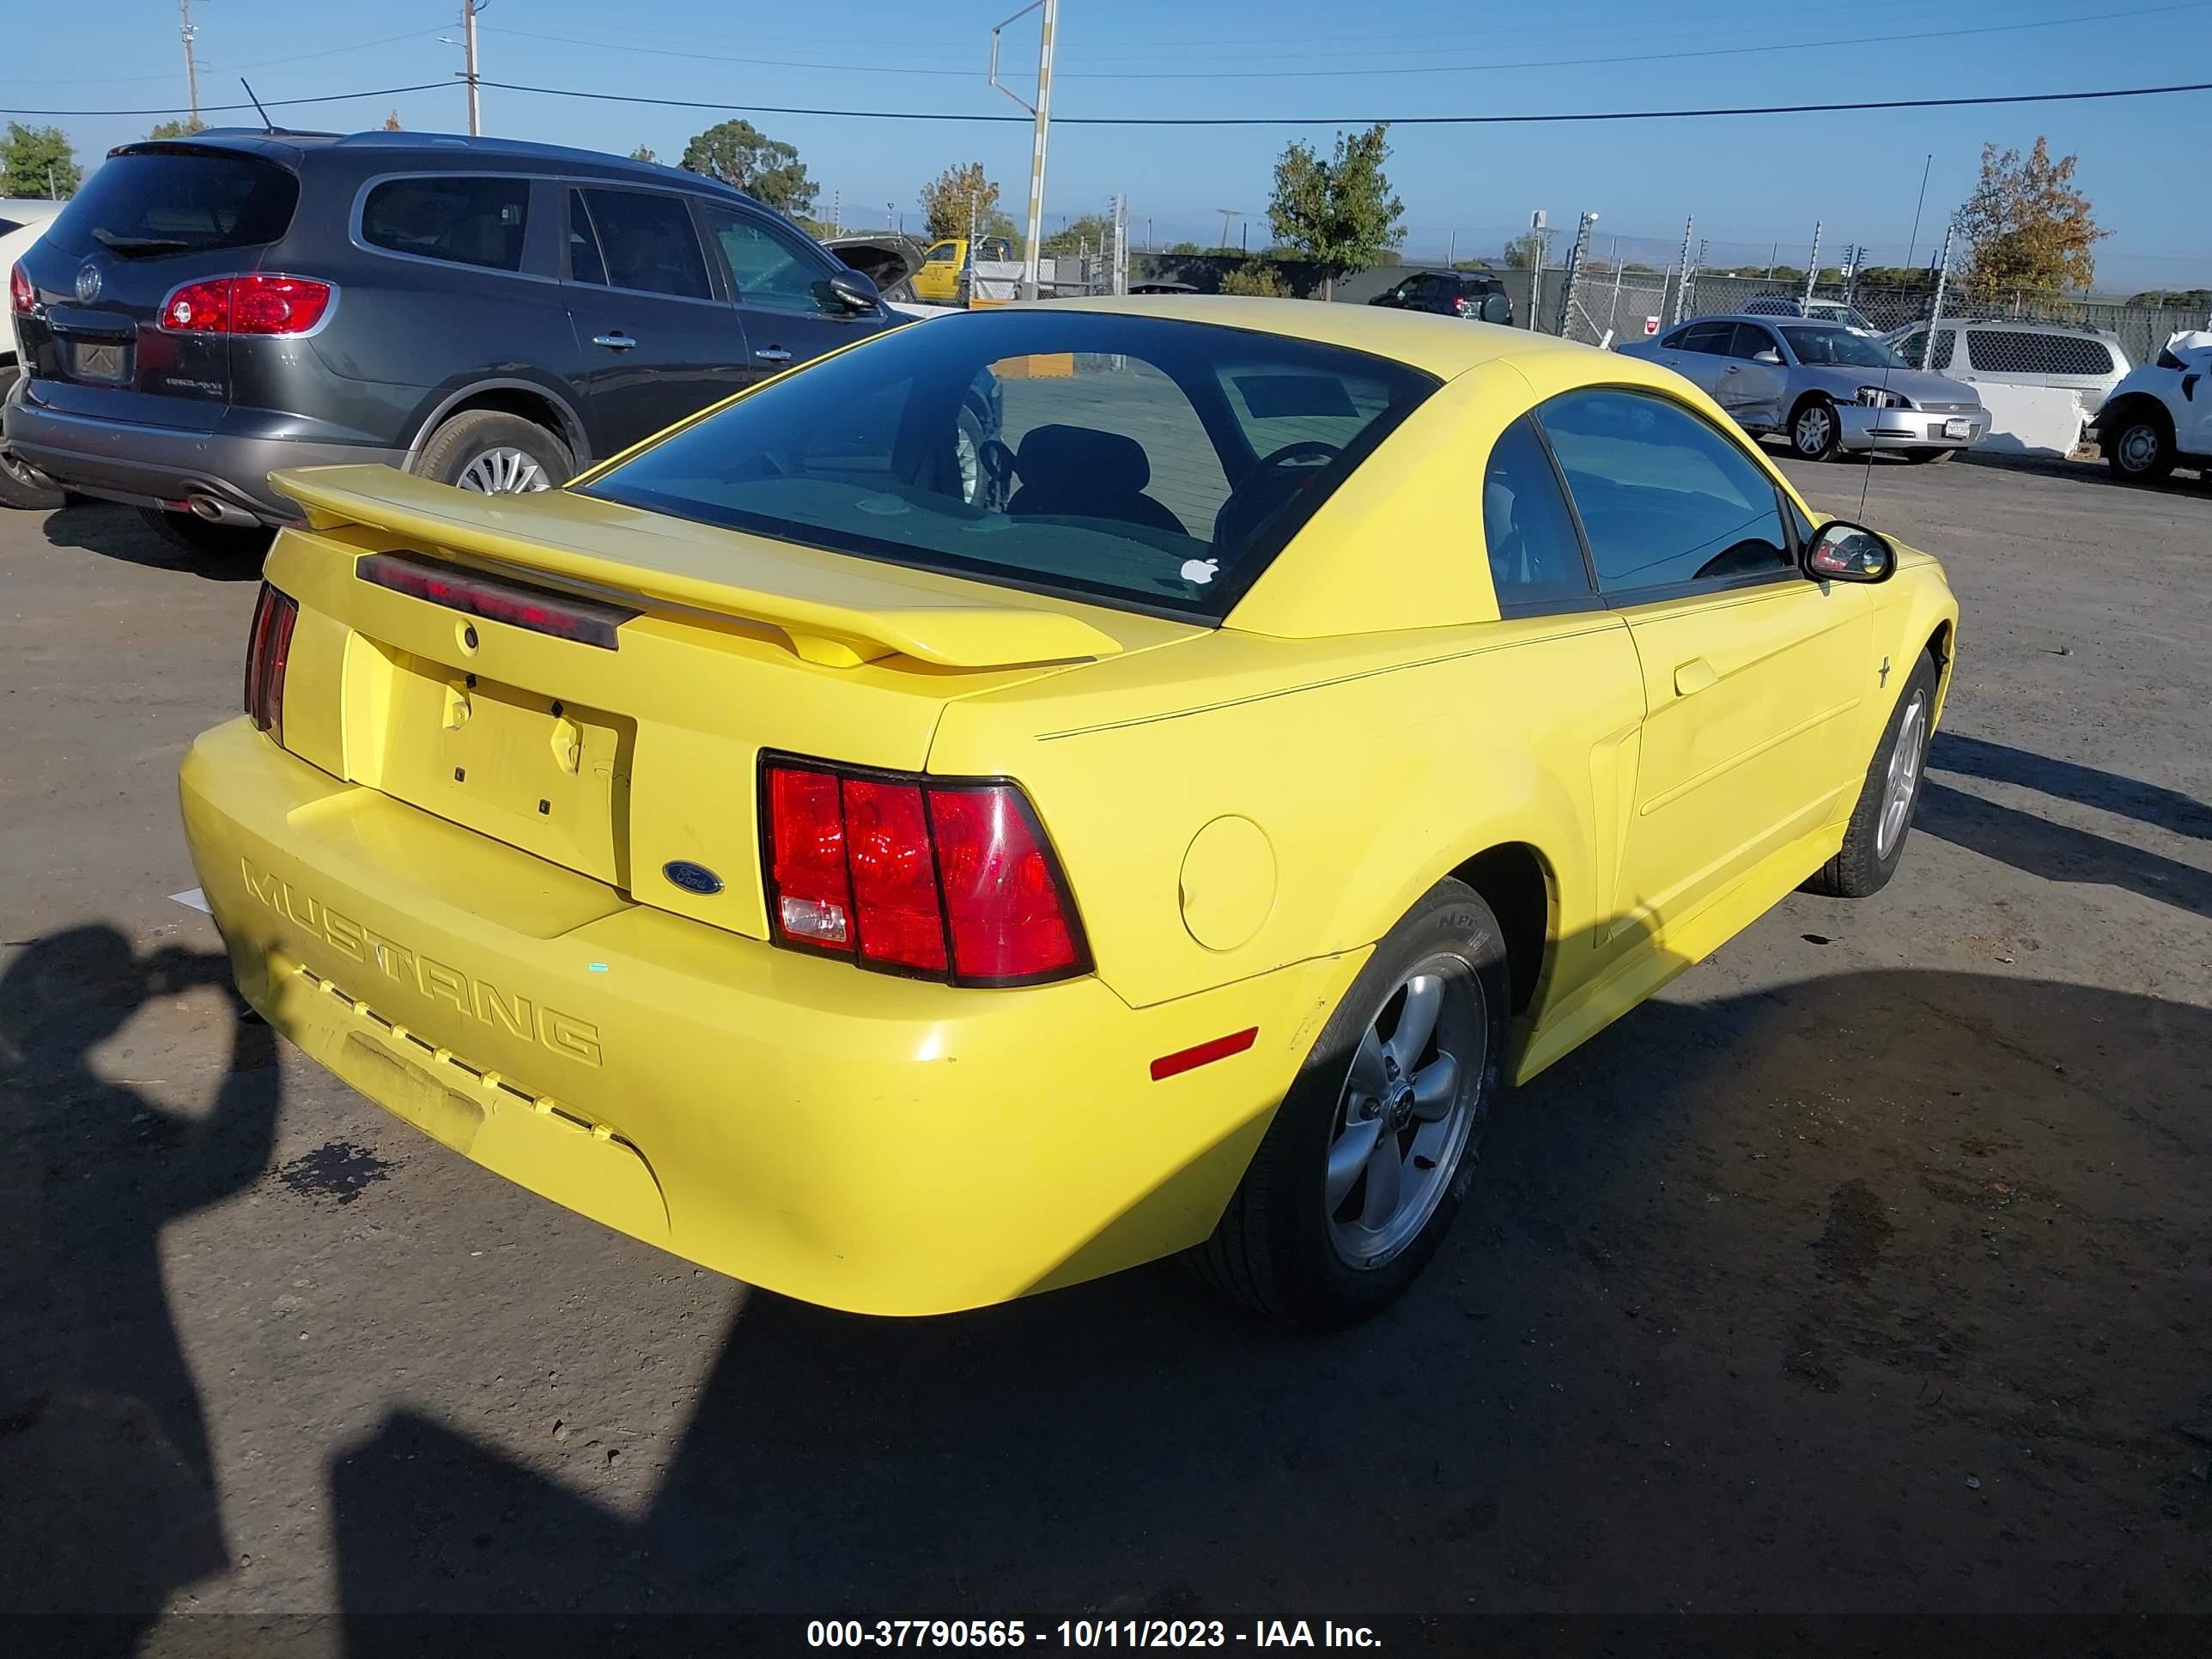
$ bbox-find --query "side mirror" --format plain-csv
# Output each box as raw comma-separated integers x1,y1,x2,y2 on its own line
1753,349,1783,365
823,269,881,314
1804,520,1896,584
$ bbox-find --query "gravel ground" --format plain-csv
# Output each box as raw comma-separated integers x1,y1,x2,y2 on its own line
2,453,2208,1652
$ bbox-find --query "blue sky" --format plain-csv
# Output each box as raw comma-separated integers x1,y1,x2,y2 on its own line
8,0,2210,292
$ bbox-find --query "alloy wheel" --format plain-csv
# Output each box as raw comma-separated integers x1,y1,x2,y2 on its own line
1323,957,1485,1271
1795,405,1834,456
455,446,552,495
1876,688,1929,860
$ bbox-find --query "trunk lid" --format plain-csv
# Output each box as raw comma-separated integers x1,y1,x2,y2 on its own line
261,465,1199,941
18,144,301,416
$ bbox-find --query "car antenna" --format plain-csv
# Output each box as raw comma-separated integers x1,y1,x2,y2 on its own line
240,78,276,134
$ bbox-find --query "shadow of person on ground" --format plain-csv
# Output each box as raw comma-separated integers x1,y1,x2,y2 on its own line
326,967,2212,1639
0,927,279,1635
1929,732,2212,842
1916,780,2212,919
38,502,264,581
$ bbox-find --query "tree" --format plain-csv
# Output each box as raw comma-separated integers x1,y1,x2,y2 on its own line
919,162,1003,242
1266,123,1404,299
1166,240,1208,256
1,123,81,198
1501,230,1546,270
2125,288,2210,309
1955,136,2106,301
1042,212,1113,258
146,118,206,141
678,119,815,216
629,144,659,164
1219,258,1293,298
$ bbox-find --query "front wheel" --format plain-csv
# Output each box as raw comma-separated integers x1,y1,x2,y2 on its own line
1790,398,1844,462
1188,878,1509,1329
2105,414,2176,483
1802,652,1938,899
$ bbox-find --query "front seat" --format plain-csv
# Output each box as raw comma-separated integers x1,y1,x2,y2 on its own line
1006,424,1187,537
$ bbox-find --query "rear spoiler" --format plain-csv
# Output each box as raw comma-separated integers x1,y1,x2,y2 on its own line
270,465,1125,670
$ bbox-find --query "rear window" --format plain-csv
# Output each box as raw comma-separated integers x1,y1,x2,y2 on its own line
581,310,1436,619
361,175,528,271
45,150,297,259
1965,329,2114,377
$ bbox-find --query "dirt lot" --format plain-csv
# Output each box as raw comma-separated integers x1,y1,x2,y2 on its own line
3,455,2209,1653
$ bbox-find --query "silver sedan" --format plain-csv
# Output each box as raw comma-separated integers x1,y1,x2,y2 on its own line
1618,315,1987,463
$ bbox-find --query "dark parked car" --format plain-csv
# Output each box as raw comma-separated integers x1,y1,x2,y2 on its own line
3,130,898,555
1368,269,1512,325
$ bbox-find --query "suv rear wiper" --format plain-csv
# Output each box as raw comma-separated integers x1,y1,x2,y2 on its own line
91,229,191,257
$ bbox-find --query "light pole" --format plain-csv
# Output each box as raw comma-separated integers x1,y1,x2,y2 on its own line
989,0,1059,300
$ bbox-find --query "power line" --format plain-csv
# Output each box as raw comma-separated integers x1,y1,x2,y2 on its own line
9,76,2212,126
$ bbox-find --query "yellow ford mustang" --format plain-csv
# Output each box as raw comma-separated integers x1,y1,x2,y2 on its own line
179,297,1955,1328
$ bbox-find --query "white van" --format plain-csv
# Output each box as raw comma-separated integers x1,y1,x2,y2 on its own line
1882,319,2130,457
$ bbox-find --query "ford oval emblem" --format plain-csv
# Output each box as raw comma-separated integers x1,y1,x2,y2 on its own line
74,263,102,303
663,860,723,896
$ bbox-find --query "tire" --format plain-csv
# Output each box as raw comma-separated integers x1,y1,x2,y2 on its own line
1902,446,1954,465
2104,410,2176,483
411,409,574,495
1802,652,1939,899
1188,878,1510,1329
136,507,275,562
1789,397,1844,463
0,365,67,510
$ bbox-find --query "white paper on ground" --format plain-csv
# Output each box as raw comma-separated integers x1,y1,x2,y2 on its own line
169,888,211,914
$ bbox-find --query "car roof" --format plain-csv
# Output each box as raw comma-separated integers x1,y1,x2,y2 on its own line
1021,294,1589,378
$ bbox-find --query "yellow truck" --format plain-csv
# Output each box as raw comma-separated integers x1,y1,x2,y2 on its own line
910,235,1017,305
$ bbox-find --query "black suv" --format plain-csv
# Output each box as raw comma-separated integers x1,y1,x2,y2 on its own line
1368,269,1513,325
4,130,896,554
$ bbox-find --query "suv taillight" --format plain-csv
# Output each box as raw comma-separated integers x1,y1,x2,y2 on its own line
761,757,1089,986
244,583,298,746
9,262,33,316
161,274,334,337
1453,295,1470,314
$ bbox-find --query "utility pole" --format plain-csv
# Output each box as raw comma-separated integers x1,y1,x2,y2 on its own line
1802,220,1822,307
1921,223,1955,370
1215,207,1238,249
1671,216,1694,326
989,0,1058,300
461,0,483,136
1558,210,1597,338
179,0,202,127
1111,193,1129,296
1765,242,1778,281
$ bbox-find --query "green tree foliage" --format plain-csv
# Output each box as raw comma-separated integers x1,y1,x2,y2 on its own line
1956,136,2106,301
629,144,659,163
1166,240,1208,255
1042,213,1114,257
2124,288,2210,309
1501,231,1547,270
1,124,82,198
1219,258,1293,298
919,162,1005,242
679,119,815,216
1266,123,1404,299
146,118,206,141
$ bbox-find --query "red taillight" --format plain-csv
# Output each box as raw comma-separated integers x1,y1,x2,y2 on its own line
9,262,33,316
1452,295,1470,314
161,274,333,337
761,759,1087,986
244,583,298,746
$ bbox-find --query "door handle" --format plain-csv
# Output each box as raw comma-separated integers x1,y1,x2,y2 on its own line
754,347,793,363
1674,658,1719,696
592,332,637,351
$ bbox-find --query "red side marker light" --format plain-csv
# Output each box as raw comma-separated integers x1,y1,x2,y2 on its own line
1150,1027,1259,1082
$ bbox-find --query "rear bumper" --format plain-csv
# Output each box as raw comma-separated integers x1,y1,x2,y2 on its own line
3,393,402,522
1838,404,1985,453
179,719,1359,1314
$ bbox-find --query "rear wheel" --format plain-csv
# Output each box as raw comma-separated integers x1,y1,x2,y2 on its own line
1188,878,1509,1329
2105,410,2176,483
412,410,574,495
136,507,275,562
1790,397,1844,462
1802,652,1938,899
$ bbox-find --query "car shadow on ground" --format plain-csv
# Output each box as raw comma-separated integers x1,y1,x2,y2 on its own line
1955,451,2209,490
1917,782,2212,921
319,965,2212,1640
37,501,265,580
0,927,277,1645
1929,733,2212,842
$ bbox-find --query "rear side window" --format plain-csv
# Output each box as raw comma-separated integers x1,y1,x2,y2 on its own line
1483,416,1592,610
1965,329,2113,377
1674,321,1734,355
46,150,297,259
361,176,527,271
569,188,711,300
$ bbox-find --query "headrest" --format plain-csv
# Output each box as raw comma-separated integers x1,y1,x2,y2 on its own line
1015,424,1152,496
